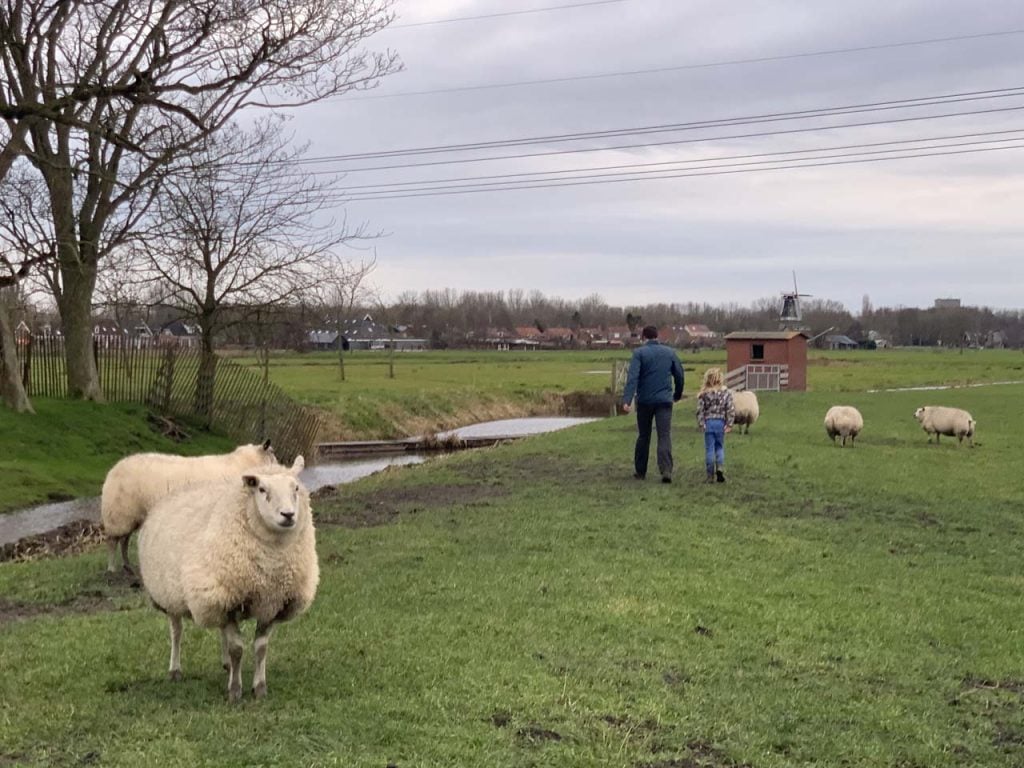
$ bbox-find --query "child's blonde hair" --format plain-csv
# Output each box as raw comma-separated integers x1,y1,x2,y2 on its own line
699,367,725,394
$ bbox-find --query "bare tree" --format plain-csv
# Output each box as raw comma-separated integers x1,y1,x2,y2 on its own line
138,116,370,423
308,255,377,381
1,0,399,399
0,257,39,412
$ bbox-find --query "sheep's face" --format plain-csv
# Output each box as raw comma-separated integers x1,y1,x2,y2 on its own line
243,473,304,532
914,407,927,422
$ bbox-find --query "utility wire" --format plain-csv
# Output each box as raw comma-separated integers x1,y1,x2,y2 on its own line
390,0,625,28
348,27,1024,100
270,102,1024,176
321,129,1024,191
337,143,1024,201
288,86,1024,165
340,137,1024,196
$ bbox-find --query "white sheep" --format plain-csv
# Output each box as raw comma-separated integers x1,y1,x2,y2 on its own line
138,456,317,702
824,405,864,447
101,440,278,573
731,390,760,434
914,406,976,446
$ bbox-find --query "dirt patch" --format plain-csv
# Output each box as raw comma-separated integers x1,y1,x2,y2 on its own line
637,740,753,768
0,520,105,564
559,391,618,417
0,592,120,626
516,724,562,743
471,453,620,488
961,676,1024,695
315,484,505,528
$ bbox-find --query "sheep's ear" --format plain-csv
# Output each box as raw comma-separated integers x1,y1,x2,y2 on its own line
261,439,273,452
290,455,305,475
243,475,260,488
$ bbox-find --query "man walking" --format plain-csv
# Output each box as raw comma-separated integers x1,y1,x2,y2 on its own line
622,325,684,483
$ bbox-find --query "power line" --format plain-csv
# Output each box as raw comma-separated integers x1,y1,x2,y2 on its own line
390,0,625,29
337,143,1024,201
323,129,1024,191
275,102,1024,176
290,86,1024,165
347,27,1024,100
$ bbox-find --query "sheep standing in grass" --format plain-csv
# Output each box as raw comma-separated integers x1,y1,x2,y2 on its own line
100,441,277,573
914,406,976,445
824,406,864,447
138,457,318,702
731,390,760,434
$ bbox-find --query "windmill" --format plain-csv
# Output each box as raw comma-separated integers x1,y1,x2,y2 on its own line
779,271,811,330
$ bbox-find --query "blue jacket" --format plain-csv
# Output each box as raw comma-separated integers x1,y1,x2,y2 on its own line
622,340,684,406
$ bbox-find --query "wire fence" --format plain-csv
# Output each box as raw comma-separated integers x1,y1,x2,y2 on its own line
14,334,321,463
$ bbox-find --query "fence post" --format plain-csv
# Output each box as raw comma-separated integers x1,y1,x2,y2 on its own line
21,334,32,392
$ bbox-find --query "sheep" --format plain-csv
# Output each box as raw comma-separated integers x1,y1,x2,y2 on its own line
101,440,278,574
731,390,760,434
824,405,864,447
138,456,317,702
914,406,976,446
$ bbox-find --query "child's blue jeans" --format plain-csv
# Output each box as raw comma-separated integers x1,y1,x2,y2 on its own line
704,418,725,472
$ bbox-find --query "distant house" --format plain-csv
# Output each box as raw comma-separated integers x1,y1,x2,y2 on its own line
604,325,637,346
514,326,544,340
824,334,858,350
672,323,722,349
326,314,428,351
543,326,575,344
160,319,202,348
484,327,538,350
308,330,346,351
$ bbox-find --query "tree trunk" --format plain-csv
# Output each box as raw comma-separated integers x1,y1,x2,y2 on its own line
195,327,217,429
57,261,103,400
0,292,33,413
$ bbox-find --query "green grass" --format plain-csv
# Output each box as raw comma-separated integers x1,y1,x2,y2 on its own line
2,373,1023,766
0,400,234,513
234,347,1024,439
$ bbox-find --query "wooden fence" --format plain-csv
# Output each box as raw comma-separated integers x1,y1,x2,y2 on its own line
14,334,321,463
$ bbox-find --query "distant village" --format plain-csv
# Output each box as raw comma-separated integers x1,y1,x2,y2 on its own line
11,295,1020,353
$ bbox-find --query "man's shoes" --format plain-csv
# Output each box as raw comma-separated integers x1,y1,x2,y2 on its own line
705,472,715,483
716,470,726,483
661,475,672,484
633,472,646,480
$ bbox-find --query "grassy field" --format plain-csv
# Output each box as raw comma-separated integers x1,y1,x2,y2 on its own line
2,352,1023,766
232,348,1024,440
0,401,233,513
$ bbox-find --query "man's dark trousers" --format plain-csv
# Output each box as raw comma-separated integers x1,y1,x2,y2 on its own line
634,402,673,478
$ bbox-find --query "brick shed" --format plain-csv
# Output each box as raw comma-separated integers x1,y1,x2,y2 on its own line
724,331,809,391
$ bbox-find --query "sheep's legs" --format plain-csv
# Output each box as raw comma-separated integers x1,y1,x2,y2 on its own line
106,537,120,573
120,535,134,574
221,621,244,702
220,632,230,670
168,615,183,681
252,622,275,698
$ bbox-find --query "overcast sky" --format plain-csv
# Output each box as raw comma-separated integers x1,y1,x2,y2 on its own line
287,0,1024,312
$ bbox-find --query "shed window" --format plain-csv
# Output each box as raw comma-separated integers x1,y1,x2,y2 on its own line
751,343,765,360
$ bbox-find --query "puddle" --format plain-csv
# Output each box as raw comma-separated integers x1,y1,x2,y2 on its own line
442,417,597,439
0,417,599,547
299,455,427,488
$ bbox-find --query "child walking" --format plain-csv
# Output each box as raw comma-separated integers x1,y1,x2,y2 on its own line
696,368,735,483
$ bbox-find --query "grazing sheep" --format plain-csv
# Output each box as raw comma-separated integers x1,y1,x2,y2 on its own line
731,390,760,434
138,457,318,702
101,440,277,574
824,406,864,447
914,406,976,445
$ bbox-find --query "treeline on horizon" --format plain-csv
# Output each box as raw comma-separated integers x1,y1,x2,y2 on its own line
369,289,1024,348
